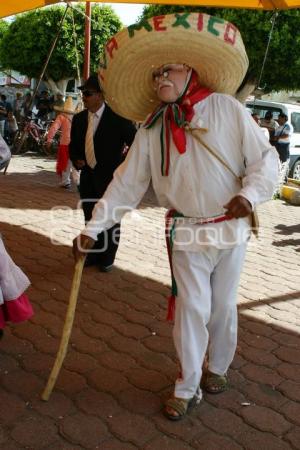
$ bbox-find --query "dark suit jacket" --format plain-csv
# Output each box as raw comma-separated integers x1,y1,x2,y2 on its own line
69,103,136,197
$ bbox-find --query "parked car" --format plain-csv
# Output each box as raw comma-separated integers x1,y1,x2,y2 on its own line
246,99,300,179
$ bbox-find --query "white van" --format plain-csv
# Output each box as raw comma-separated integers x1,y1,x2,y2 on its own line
245,99,300,179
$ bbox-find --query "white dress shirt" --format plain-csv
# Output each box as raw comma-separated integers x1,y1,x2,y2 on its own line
275,122,293,144
91,102,105,135
83,93,279,250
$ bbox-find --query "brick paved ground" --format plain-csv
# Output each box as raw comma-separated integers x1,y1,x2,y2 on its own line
0,154,300,450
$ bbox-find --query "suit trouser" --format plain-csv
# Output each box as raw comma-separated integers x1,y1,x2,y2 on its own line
79,169,120,266
274,143,290,195
172,244,247,400
275,143,289,163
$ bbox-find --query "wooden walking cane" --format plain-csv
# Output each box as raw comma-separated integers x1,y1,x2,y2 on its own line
41,256,85,401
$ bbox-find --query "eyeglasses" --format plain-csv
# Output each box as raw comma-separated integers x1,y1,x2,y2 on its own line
82,90,99,97
152,64,189,83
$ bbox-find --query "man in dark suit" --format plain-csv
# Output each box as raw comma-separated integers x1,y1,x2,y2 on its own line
69,75,136,271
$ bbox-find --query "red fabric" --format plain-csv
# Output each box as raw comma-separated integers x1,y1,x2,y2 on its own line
0,293,34,328
168,71,211,154
56,144,69,175
167,295,176,322
144,70,212,176
195,214,233,225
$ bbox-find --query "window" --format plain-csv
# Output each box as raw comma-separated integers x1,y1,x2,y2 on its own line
291,112,300,133
245,103,282,119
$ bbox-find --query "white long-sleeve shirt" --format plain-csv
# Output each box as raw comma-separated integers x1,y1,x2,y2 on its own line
83,93,279,250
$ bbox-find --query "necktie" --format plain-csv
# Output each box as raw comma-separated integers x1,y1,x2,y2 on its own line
85,112,97,169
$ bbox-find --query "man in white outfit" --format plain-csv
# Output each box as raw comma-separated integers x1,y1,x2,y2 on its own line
73,12,279,420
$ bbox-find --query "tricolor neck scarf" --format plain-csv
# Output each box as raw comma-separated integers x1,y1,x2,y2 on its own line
144,70,212,176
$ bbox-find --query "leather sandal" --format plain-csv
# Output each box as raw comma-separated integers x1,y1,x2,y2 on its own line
164,395,199,421
201,370,228,394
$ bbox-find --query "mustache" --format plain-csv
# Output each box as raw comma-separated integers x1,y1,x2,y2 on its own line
158,80,174,90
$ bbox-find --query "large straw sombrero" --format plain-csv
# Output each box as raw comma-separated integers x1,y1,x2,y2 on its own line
99,12,249,122
54,96,76,115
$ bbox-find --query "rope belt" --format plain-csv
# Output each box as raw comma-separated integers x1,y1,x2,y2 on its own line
165,209,232,322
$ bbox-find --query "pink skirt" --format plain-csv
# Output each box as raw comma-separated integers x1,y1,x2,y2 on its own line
0,293,33,329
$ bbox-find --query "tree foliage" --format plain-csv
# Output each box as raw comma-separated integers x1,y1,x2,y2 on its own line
0,5,122,88
0,19,8,41
141,5,300,93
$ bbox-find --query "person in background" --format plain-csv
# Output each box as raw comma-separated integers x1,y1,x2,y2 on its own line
0,94,12,137
273,112,293,195
21,92,33,121
51,92,65,119
251,112,269,140
69,74,136,272
260,110,278,144
13,92,23,123
0,234,34,339
46,96,76,189
72,13,279,420
5,111,18,145
251,112,260,124
36,90,51,121
273,112,293,163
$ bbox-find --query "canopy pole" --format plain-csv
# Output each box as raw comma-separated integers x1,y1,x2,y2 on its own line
256,10,278,91
15,4,69,153
29,3,70,110
13,3,70,154
70,7,83,110
83,1,91,81
71,8,81,88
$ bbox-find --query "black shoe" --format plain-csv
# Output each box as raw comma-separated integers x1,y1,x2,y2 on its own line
84,258,98,268
0,329,4,340
98,264,113,273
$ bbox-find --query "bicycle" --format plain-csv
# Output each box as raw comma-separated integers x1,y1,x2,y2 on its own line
11,114,57,155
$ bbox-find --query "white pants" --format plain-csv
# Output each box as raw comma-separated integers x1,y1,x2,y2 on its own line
60,159,72,186
273,159,289,197
172,244,247,400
